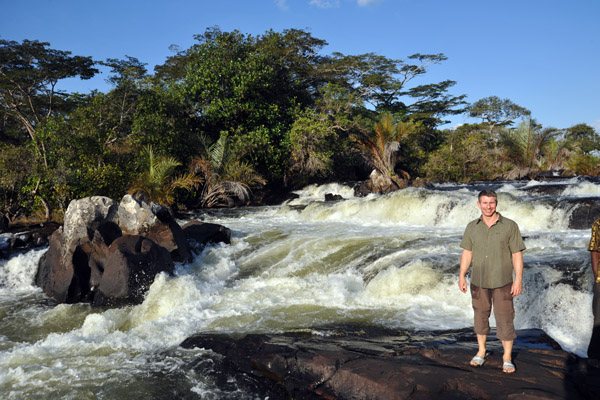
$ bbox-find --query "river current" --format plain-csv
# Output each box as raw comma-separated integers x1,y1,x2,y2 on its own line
0,178,598,398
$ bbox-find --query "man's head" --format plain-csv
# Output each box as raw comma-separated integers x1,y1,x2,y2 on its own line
478,189,497,202
477,189,498,217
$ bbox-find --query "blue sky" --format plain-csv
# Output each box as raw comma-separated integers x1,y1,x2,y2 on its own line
2,0,599,130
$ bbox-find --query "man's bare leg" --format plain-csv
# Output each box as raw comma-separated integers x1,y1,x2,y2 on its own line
470,334,488,365
501,339,515,373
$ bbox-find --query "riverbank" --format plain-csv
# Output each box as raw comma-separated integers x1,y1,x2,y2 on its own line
181,325,600,399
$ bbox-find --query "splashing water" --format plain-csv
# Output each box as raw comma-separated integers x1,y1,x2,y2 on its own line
0,178,597,398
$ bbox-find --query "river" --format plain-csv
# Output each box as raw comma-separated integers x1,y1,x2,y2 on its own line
0,178,597,399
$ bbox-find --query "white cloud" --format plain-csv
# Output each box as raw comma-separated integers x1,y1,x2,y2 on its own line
275,0,289,10
357,0,381,5
309,0,380,8
309,0,341,8
593,120,600,132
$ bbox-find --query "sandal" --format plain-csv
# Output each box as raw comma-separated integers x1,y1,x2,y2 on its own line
470,354,487,367
502,361,516,373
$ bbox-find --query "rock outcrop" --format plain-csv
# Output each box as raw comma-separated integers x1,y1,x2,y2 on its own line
35,195,229,306
180,325,600,400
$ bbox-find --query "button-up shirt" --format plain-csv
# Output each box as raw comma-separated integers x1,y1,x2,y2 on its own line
460,213,525,289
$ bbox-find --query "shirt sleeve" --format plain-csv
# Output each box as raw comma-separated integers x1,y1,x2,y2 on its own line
589,219,600,252
508,221,526,253
460,223,473,250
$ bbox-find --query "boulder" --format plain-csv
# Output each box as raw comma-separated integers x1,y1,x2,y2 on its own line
93,235,174,306
560,197,600,230
0,214,9,233
117,195,192,262
411,177,433,188
36,197,121,304
35,195,190,306
324,193,344,202
0,222,61,260
36,228,75,303
182,220,231,248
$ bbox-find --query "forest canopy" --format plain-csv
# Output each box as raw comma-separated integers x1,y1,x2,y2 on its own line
1,28,599,221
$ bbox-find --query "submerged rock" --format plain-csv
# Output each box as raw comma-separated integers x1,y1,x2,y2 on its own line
180,325,600,399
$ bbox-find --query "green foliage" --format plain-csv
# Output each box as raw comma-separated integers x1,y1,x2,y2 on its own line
540,138,571,170
351,113,421,179
423,124,498,181
129,146,200,206
190,134,266,207
500,119,557,169
183,28,299,181
468,96,531,133
288,109,337,183
6,29,600,212
0,143,37,211
565,123,600,154
568,153,600,176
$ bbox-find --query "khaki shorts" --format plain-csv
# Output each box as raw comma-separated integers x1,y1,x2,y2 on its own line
470,282,516,341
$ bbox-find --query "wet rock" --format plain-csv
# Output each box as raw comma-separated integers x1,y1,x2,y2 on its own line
560,197,600,230
35,196,200,306
118,195,191,262
324,193,344,202
411,177,433,188
523,184,568,196
180,326,600,400
0,222,60,259
93,235,174,306
182,220,231,248
0,214,9,233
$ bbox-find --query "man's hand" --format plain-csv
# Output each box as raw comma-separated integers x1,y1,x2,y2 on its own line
511,251,524,297
510,280,523,297
458,276,468,293
458,249,472,293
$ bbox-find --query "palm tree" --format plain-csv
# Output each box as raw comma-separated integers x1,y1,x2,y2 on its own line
128,146,201,206
190,134,266,208
501,119,557,170
352,113,419,187
541,138,571,170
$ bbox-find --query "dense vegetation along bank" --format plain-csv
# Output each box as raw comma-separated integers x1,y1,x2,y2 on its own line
2,28,599,223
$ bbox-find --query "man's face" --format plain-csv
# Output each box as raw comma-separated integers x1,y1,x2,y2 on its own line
477,195,497,217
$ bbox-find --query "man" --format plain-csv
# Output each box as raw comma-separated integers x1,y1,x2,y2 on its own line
587,218,600,367
458,189,525,374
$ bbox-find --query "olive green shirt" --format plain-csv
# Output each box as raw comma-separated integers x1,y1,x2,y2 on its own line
460,213,525,289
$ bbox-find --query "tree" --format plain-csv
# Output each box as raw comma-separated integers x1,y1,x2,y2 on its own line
352,113,420,187
0,39,98,218
190,134,266,207
423,124,498,182
501,119,557,170
287,109,337,183
565,123,600,154
183,28,298,181
0,39,98,154
467,96,531,138
541,138,571,170
129,146,200,206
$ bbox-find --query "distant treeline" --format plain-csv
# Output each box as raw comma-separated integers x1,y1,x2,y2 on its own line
1,27,599,221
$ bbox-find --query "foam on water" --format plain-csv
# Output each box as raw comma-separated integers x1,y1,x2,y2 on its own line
1,178,598,397
0,249,45,295
276,186,572,232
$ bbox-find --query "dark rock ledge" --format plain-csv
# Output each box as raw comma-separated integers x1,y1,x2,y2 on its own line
180,325,600,399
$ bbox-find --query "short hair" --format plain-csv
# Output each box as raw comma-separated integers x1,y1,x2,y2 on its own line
478,189,497,202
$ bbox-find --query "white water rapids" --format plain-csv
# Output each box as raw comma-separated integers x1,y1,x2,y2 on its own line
0,178,598,398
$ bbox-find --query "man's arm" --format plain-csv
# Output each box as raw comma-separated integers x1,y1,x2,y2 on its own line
511,251,524,297
458,249,472,293
591,251,600,282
